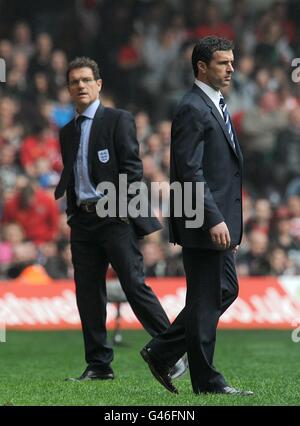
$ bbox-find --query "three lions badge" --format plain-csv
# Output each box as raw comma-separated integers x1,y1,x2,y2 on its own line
98,149,110,163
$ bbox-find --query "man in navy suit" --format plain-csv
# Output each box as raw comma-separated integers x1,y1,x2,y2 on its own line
141,37,253,396
55,57,186,381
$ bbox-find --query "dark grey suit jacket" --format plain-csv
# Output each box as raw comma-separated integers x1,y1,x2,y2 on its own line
169,84,243,249
55,104,161,237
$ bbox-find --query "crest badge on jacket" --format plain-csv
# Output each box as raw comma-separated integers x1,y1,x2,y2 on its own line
98,149,110,163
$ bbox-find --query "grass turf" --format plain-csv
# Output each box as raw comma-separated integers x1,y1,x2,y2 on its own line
0,330,299,406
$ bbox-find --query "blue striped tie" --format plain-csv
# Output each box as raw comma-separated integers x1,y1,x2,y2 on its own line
219,96,236,151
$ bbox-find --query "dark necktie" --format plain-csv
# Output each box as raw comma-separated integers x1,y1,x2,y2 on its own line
219,96,236,151
54,116,86,199
75,115,86,133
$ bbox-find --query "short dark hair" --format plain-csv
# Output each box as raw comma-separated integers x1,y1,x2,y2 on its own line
66,57,101,83
192,36,234,77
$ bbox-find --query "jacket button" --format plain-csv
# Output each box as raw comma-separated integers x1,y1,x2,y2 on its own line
235,172,240,177
235,198,241,202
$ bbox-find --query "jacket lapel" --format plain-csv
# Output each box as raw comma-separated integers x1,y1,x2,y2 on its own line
88,104,106,175
230,120,243,165
192,85,240,161
66,119,80,164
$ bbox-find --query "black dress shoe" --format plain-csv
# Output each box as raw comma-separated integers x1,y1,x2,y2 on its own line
140,347,178,394
203,386,254,396
65,366,114,382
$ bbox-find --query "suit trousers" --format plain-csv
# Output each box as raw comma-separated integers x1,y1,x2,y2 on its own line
70,210,170,367
148,248,239,393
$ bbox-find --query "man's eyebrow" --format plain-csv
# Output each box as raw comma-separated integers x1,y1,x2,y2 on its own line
217,59,234,63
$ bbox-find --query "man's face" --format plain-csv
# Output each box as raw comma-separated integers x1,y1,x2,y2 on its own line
199,50,234,90
68,67,102,112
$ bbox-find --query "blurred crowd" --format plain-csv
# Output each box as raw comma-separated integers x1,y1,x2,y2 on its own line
0,0,300,281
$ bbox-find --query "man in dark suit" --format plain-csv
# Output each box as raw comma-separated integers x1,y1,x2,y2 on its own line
141,37,253,395
55,57,186,381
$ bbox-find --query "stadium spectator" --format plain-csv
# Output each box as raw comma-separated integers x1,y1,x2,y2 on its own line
164,244,185,277
49,50,68,91
227,54,257,115
142,241,168,277
6,51,30,99
270,207,300,256
273,107,300,192
192,3,235,40
241,91,288,193
140,28,181,120
29,32,53,75
134,110,153,147
255,18,294,68
6,241,39,279
0,144,22,192
245,198,273,235
2,180,59,244
0,97,23,148
0,222,25,278
236,230,271,276
34,157,60,190
0,39,14,70
12,21,35,59
51,87,74,128
19,119,62,174
268,247,297,276
44,239,73,279
117,31,144,107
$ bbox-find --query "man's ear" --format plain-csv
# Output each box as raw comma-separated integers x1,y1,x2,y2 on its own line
97,79,103,93
197,60,207,75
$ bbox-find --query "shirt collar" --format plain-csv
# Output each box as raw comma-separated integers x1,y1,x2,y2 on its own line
75,98,100,120
195,79,222,104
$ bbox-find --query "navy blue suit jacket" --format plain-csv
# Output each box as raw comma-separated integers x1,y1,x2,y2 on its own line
169,84,243,249
56,105,161,237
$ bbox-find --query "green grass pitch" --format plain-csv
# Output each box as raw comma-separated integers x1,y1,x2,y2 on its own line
0,330,299,406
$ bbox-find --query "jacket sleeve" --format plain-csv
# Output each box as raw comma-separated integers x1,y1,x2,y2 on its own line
114,110,156,220
57,127,77,217
172,103,224,230
58,128,66,166
114,110,143,184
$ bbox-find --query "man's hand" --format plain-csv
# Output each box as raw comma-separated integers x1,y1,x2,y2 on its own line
209,221,231,250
